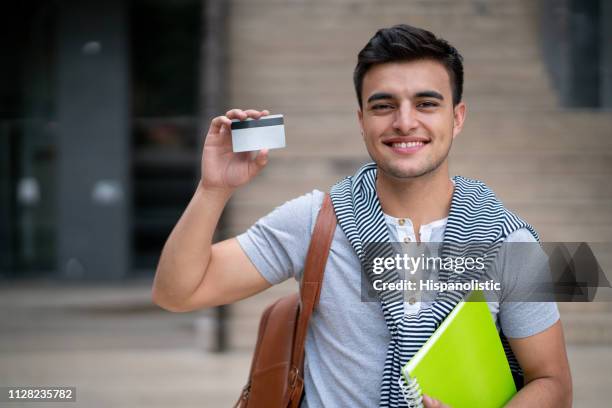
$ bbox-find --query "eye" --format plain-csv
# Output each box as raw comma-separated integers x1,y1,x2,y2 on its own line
417,101,439,109
371,103,394,111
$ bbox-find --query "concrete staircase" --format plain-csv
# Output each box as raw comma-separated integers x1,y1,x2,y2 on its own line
222,0,612,349
2,282,611,407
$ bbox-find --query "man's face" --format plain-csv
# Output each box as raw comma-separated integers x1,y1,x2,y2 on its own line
358,59,466,180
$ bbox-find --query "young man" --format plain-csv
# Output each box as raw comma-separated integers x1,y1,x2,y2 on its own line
153,25,572,407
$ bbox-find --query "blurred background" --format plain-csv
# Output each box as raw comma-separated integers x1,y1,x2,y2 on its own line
1,0,611,406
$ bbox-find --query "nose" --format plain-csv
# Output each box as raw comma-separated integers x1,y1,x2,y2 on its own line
392,103,418,135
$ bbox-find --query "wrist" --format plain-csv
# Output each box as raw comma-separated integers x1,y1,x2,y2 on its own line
197,181,235,202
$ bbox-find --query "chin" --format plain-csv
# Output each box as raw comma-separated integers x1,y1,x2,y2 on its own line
376,154,447,180
378,163,430,179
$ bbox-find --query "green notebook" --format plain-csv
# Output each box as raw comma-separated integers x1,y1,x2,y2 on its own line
400,291,516,408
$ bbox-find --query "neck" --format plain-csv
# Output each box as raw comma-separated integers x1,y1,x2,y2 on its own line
376,163,454,229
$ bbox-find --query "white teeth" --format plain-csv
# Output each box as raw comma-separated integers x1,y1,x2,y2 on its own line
391,141,424,148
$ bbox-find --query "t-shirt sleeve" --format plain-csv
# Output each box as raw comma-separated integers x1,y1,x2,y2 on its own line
236,190,325,285
495,228,560,338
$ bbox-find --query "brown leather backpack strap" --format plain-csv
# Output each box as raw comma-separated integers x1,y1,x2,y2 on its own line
291,194,337,371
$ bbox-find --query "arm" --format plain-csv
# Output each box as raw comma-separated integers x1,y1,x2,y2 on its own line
152,108,273,312
505,320,572,407
500,231,572,406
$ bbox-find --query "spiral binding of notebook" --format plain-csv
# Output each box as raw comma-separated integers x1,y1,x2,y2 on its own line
398,375,423,408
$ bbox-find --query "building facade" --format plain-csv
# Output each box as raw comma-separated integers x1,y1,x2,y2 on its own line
1,0,611,280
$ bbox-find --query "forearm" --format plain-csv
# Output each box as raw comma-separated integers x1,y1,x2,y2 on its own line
152,182,233,309
505,376,571,408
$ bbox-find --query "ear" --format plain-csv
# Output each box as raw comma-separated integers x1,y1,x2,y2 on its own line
357,108,364,139
452,102,466,139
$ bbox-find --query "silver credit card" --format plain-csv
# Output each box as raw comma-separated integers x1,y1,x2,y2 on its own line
230,114,286,152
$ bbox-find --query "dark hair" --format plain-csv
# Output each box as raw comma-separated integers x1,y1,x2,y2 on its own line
353,24,464,108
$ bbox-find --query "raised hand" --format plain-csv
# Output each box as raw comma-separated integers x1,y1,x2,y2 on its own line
200,108,271,191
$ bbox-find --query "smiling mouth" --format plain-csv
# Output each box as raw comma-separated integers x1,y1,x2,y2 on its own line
389,141,426,148
384,140,429,153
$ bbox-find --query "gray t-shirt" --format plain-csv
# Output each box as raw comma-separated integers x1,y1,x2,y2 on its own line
237,189,559,408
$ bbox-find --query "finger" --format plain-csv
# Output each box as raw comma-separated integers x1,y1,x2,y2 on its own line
225,109,248,120
255,148,269,166
244,109,267,120
261,109,270,116
422,395,439,408
209,115,232,135
249,148,269,176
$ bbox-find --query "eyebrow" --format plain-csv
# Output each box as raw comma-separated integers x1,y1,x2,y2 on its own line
415,90,444,100
366,92,394,104
366,90,444,104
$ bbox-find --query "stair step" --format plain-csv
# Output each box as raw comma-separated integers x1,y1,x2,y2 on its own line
451,152,612,175
224,302,612,350
231,0,539,20
560,311,612,345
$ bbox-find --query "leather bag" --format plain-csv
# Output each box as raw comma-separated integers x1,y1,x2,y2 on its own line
234,194,337,407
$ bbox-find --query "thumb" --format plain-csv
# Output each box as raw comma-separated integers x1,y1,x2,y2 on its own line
249,148,269,176
422,394,441,408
